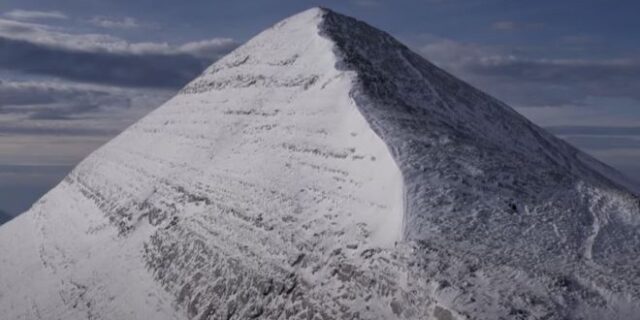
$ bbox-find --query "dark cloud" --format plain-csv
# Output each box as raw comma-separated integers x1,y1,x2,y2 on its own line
0,17,238,57
0,16,238,88
26,95,131,121
0,36,216,88
0,80,132,120
0,80,110,106
0,16,235,123
0,22,37,34
0,80,59,106
27,103,102,120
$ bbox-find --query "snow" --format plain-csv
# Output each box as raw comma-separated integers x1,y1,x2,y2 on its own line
0,182,183,320
1,6,639,320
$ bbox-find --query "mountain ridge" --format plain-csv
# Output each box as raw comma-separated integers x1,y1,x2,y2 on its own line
0,7,639,319
323,5,640,271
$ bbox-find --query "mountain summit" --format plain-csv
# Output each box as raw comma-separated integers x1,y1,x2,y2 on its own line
1,7,639,319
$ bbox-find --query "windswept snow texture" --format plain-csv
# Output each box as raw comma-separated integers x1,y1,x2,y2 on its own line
1,7,640,320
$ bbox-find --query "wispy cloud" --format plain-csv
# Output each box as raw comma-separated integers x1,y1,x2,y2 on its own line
177,38,237,58
0,81,127,120
88,16,144,30
0,80,119,107
0,18,238,57
415,36,640,108
0,18,238,88
4,9,67,21
0,78,174,122
0,37,206,87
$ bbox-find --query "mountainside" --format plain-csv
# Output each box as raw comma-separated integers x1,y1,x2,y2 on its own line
1,7,639,320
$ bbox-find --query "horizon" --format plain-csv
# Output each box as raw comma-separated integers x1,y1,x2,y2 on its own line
1,1,639,215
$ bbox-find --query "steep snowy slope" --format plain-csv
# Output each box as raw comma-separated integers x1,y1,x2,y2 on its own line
1,7,639,320
323,6,640,295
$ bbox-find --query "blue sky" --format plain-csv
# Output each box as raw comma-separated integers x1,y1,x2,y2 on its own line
0,0,639,215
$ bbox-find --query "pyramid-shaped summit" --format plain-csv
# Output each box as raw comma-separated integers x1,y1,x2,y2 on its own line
1,7,639,319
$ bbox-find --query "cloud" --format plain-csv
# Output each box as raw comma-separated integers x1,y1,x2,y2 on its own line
0,76,173,137
4,9,67,21
0,37,212,88
417,37,504,69
415,37,640,107
178,38,238,58
0,12,235,214
0,17,238,56
0,80,110,107
0,17,159,54
27,103,107,120
0,80,134,121
89,16,143,29
0,17,238,88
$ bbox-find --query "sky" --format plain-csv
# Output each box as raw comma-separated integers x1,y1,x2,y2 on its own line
0,0,639,215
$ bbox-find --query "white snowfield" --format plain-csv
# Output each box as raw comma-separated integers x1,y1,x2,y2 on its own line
1,7,640,320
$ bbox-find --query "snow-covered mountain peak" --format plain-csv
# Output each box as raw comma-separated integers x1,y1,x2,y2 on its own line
1,7,639,320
